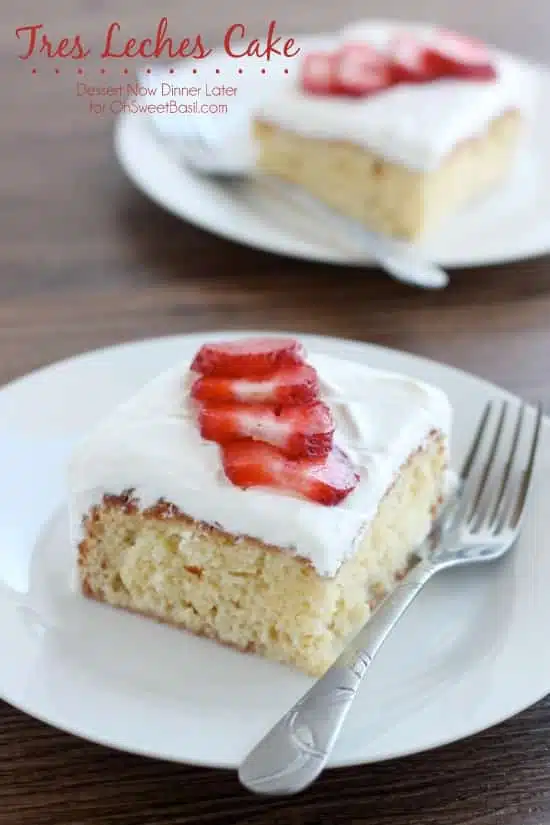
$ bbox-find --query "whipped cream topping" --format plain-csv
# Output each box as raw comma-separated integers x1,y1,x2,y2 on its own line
255,22,537,171
68,353,452,577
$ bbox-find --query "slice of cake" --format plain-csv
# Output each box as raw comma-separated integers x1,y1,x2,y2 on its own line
253,24,534,241
70,337,452,676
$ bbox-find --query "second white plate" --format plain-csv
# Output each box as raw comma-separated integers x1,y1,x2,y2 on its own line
114,20,550,269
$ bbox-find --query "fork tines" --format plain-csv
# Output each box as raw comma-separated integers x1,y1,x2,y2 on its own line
458,400,543,535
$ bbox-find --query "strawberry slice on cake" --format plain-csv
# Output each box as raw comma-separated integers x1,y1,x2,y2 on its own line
301,44,394,98
222,441,359,506
198,401,335,459
388,30,498,84
301,52,340,96
191,336,305,377
389,33,439,83
191,363,320,406
335,43,394,97
425,29,498,80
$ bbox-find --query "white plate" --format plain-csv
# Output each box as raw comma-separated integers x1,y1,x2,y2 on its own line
113,20,550,269
1,332,549,769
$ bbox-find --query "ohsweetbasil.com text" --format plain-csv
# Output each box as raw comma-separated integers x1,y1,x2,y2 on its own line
15,18,300,61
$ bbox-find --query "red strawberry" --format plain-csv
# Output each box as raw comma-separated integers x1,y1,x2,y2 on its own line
389,33,439,83
336,42,393,97
301,52,340,96
191,337,305,379
221,442,360,506
198,401,334,459
425,29,497,80
191,364,320,407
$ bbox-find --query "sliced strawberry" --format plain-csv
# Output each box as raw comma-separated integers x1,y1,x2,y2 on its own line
198,401,334,459
301,51,339,96
336,42,393,97
221,442,360,506
191,337,305,379
389,33,438,83
425,29,497,80
191,364,320,407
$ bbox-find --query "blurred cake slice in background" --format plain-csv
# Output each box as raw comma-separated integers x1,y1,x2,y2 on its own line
70,336,452,676
253,24,536,241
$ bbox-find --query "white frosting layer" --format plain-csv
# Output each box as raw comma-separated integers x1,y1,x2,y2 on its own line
255,22,536,171
68,352,452,578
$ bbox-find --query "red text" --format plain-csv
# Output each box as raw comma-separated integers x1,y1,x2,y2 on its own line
224,21,300,60
101,18,212,59
15,24,90,59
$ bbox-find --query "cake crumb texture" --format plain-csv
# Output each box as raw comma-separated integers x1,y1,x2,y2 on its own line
253,110,522,240
78,433,447,676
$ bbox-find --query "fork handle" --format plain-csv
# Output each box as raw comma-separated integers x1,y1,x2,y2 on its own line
238,558,436,796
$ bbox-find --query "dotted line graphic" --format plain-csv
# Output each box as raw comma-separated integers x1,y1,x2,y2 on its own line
28,66,291,76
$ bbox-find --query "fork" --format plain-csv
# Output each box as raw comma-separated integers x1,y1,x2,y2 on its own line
144,96,449,290
238,399,543,796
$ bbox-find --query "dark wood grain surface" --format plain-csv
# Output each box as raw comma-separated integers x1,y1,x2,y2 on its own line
2,3,550,823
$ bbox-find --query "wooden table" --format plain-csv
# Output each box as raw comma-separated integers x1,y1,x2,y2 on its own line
2,3,550,823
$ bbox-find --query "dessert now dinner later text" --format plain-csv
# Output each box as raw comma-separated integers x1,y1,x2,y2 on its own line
78,82,236,115
15,18,300,62
77,82,237,97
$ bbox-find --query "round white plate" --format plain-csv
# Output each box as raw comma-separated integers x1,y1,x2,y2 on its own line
0,331,549,769
113,20,550,269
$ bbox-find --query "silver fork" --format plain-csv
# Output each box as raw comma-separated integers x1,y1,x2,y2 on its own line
145,104,449,290
238,399,543,796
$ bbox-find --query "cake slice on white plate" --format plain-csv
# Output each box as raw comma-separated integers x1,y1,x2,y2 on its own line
253,24,535,240
70,336,452,676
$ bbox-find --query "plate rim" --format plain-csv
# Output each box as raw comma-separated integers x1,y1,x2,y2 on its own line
0,330,548,769
0,328,535,399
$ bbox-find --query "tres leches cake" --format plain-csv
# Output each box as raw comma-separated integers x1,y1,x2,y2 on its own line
253,24,534,240
71,337,451,676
